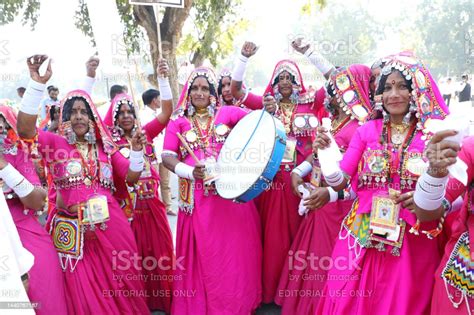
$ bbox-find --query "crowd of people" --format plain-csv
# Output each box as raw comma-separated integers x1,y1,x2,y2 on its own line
1,36,473,315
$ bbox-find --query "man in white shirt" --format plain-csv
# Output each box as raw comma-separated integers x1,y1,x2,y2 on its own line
140,89,175,215
441,77,455,107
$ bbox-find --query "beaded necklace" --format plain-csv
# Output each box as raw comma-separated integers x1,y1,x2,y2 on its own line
191,115,216,156
331,116,351,136
75,142,98,187
381,119,417,183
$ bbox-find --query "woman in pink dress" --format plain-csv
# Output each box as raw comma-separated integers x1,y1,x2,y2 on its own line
230,42,325,304
314,53,449,314
0,104,67,314
161,67,262,314
16,55,149,314
414,133,474,314
103,60,174,313
275,64,372,314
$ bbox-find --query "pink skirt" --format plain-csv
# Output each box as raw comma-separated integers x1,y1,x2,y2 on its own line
131,196,174,313
256,168,303,303
58,204,149,314
15,214,67,314
275,199,351,314
172,189,262,315
316,220,443,315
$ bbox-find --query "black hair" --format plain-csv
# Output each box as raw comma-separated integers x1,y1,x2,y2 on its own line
47,85,59,93
272,71,297,87
62,97,95,122
114,102,137,123
49,104,59,120
188,75,217,98
110,85,125,100
375,69,413,96
16,87,26,92
142,89,160,106
217,75,231,97
462,74,468,80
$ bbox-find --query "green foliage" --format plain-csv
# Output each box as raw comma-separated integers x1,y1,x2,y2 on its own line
415,0,472,77
177,0,249,66
0,0,40,29
300,0,326,15
115,0,145,56
74,0,96,48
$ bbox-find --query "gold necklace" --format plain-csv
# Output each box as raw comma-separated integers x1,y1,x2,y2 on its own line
390,123,409,147
75,141,89,159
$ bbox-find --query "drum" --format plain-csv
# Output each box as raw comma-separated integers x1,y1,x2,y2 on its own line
215,110,287,202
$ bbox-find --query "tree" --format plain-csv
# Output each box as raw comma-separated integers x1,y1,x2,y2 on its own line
176,0,248,67
414,0,472,78
0,0,248,100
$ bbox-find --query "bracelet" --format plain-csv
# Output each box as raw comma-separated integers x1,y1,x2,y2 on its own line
324,170,344,187
413,172,449,211
231,54,248,82
327,187,338,203
304,49,334,75
174,162,194,180
158,77,173,101
129,150,145,172
0,164,34,198
20,80,46,115
291,161,312,177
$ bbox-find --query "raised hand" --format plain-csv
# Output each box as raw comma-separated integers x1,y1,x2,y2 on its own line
241,41,258,58
26,55,52,84
157,58,169,78
291,37,311,55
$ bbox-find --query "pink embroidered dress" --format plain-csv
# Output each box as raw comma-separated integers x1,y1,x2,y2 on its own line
163,67,262,314
24,90,149,314
275,64,372,314
243,59,325,303
317,54,450,315
104,93,174,313
1,105,67,314
430,136,474,315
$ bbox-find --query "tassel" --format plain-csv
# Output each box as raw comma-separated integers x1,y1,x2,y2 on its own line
391,246,401,256
365,239,373,248
100,222,107,230
409,220,420,235
375,242,386,252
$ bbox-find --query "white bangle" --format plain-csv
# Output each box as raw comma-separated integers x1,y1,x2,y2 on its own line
413,172,449,211
21,80,46,115
174,162,194,180
292,161,312,177
0,164,34,198
327,187,338,203
158,77,172,101
231,54,248,82
324,170,344,187
81,76,95,95
129,150,145,172
305,50,334,75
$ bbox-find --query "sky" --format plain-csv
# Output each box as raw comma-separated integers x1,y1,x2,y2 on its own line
0,0,423,101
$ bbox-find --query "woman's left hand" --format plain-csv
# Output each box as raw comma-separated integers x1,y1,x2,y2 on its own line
131,130,147,151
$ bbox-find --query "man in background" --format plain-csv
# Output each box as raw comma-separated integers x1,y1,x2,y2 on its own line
141,88,175,215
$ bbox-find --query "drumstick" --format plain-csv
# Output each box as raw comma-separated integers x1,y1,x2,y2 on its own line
176,132,200,164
